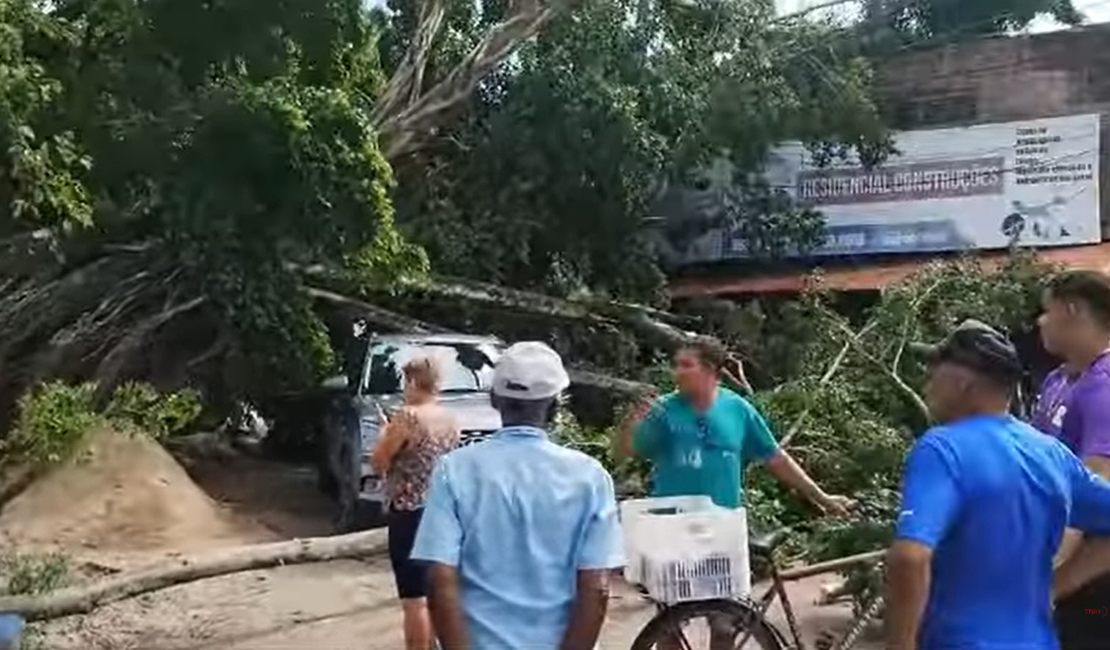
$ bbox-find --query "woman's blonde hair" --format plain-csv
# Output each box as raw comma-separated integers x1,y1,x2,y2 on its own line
402,356,440,393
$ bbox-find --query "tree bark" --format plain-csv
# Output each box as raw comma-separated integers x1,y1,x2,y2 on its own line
305,286,451,334
372,0,448,126
376,0,576,159
567,368,655,396
0,529,388,622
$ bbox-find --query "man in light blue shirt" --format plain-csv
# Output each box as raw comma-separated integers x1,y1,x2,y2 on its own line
411,341,624,650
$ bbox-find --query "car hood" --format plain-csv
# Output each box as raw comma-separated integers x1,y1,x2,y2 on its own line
376,392,502,432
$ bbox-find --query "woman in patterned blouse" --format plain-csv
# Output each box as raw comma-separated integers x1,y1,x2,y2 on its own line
372,356,460,650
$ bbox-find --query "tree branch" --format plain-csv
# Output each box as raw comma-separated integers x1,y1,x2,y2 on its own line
780,319,879,448
567,367,656,396
376,0,576,160
0,530,389,621
372,0,448,126
889,278,944,378
304,286,452,334
93,297,208,388
830,318,930,423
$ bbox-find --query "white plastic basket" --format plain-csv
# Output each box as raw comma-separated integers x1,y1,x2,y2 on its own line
621,497,751,604
619,496,715,585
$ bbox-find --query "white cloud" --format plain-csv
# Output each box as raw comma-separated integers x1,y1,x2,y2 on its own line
1027,0,1110,31
776,0,1110,31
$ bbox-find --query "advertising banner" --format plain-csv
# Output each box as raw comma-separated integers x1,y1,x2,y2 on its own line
721,113,1101,258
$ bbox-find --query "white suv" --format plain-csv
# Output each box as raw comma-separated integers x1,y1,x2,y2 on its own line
318,333,503,531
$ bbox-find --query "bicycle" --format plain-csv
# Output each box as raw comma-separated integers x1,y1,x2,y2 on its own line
629,527,886,650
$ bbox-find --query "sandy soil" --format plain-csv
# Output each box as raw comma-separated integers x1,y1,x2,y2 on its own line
1,430,274,568
10,442,880,650
39,560,879,650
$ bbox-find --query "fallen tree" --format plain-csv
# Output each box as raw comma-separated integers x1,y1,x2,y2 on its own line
0,529,389,622
0,0,698,439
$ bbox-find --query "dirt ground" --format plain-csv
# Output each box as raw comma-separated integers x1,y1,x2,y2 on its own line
39,561,880,650
20,444,881,650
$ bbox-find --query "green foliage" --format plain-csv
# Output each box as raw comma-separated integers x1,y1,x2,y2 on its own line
0,551,69,648
553,408,650,496
5,381,99,466
748,380,908,557
0,0,92,231
3,381,202,469
151,79,416,395
0,0,424,407
387,0,892,301
105,382,202,440
859,0,1082,49
696,252,1058,428
0,552,70,596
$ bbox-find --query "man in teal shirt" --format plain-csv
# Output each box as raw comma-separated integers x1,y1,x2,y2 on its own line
620,337,851,515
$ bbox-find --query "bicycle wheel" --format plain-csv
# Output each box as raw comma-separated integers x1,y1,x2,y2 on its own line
630,599,785,650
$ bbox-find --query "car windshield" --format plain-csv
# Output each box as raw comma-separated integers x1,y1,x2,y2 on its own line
363,341,500,394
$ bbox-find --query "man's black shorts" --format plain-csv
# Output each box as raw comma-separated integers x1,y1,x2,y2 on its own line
1055,574,1110,650
388,506,429,599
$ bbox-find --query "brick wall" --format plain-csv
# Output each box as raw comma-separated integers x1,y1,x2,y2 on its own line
876,24,1110,234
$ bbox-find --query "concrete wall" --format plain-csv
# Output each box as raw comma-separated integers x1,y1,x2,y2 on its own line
876,24,1110,234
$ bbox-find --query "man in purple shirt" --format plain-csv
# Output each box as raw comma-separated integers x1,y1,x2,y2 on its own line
1034,270,1110,649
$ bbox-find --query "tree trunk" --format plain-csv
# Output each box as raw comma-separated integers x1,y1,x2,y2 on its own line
0,529,388,622
376,0,575,160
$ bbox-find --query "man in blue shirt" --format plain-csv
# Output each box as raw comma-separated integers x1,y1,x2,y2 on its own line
887,320,1110,650
411,341,624,650
619,337,851,514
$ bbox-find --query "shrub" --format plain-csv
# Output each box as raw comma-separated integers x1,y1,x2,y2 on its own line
105,382,202,440
3,380,203,471
552,408,649,497
0,552,70,596
4,381,99,466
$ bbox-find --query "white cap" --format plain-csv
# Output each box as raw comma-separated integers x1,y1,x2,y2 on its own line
491,341,570,400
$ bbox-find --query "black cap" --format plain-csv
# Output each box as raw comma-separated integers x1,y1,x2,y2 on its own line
911,319,1023,385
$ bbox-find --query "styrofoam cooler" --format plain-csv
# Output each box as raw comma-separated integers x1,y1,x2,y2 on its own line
621,497,751,604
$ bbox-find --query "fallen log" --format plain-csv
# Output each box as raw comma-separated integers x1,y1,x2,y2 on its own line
566,368,655,396
0,529,388,622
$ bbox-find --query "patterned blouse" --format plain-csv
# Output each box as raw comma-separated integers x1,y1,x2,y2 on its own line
385,404,460,511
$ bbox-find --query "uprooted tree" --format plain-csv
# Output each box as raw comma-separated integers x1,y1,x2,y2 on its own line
0,0,898,433
0,0,1061,545
0,252,1061,622
0,0,1078,623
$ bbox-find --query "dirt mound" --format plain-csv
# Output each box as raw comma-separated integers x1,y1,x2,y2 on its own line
0,429,270,556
